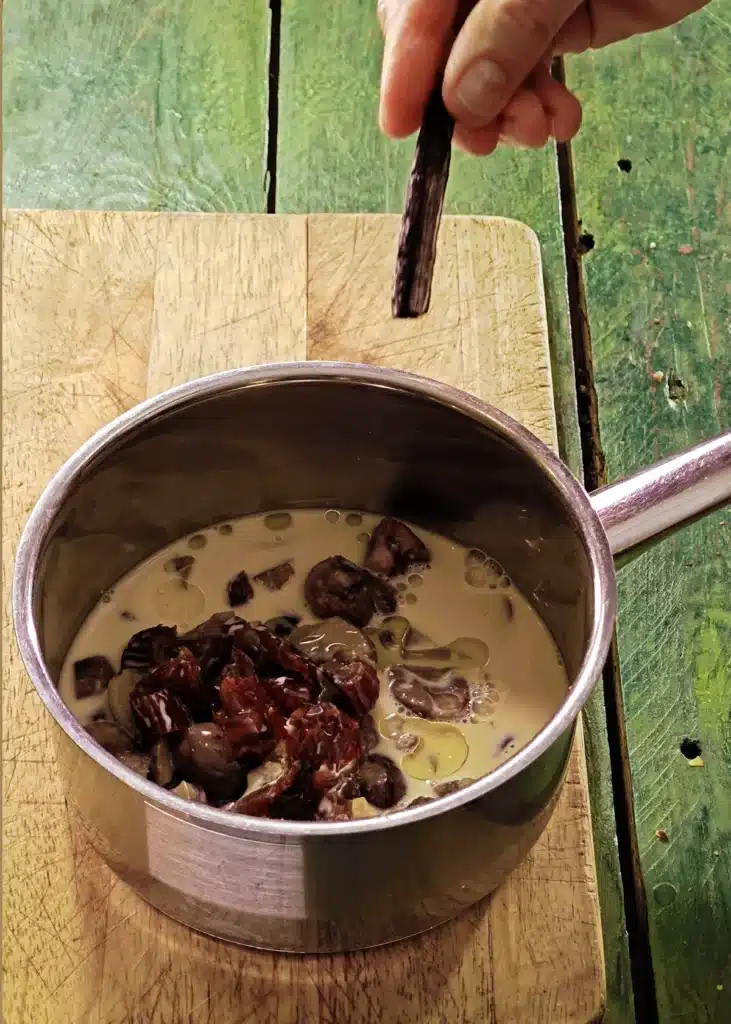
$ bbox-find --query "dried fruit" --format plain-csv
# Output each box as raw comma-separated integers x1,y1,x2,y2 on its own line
253,561,295,592
85,720,135,755
140,647,206,714
227,570,254,608
321,654,380,719
285,702,363,792
388,665,471,721
247,623,321,693
121,625,178,672
175,722,245,802
73,655,115,700
304,556,397,627
130,688,192,745
364,517,431,577
260,675,314,715
359,754,407,809
214,663,284,761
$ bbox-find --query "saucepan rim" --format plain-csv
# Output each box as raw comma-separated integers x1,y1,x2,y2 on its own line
13,361,617,838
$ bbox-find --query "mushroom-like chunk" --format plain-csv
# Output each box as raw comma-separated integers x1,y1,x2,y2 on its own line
73,656,115,699
85,720,135,755
364,517,431,576
304,556,396,628
359,754,407,809
388,665,471,721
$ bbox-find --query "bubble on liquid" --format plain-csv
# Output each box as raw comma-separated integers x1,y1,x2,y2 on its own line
217,523,233,535
407,573,423,588
466,556,507,589
356,531,371,544
471,681,500,719
465,548,488,569
164,555,195,579
345,512,363,527
325,509,341,524
396,582,408,594
188,534,207,550
151,580,205,628
404,593,418,605
264,512,293,532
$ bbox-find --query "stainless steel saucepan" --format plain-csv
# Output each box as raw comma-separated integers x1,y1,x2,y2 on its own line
13,363,731,953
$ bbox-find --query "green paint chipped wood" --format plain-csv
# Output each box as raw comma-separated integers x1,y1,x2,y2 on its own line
3,0,270,211
277,2,632,1020
566,4,731,1020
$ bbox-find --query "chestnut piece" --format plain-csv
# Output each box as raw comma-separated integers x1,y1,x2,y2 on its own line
321,654,380,719
149,738,176,787
175,722,245,803
130,688,192,745
117,750,152,777
85,720,135,755
121,625,178,672
304,556,397,628
254,561,295,592
73,655,115,700
364,517,431,577
227,570,254,608
432,778,476,797
359,754,407,810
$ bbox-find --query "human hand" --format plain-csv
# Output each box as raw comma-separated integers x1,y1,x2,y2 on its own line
378,0,708,154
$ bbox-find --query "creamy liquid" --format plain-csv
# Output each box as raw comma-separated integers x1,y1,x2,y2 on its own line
60,510,569,809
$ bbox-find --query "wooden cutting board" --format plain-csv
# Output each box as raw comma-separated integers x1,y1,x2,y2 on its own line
2,210,605,1024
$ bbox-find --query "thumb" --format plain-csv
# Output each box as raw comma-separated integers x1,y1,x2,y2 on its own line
443,0,582,126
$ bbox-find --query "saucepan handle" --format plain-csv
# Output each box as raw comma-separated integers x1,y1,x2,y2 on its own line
589,431,731,563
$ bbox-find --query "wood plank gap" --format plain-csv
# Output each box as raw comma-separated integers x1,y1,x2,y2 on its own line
553,56,659,1024
266,0,282,212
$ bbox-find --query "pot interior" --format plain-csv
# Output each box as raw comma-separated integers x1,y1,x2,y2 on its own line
32,376,596,693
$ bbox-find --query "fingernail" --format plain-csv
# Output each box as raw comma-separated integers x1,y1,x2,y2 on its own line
454,60,507,121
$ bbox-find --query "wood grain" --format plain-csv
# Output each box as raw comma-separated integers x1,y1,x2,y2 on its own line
3,0,270,212
567,8,731,1019
3,210,604,1023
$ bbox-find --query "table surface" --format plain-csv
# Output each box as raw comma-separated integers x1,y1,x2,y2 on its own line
3,2,729,1021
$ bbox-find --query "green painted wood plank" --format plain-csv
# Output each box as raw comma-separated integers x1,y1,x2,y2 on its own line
277,3,633,1020
566,6,730,1020
3,0,270,212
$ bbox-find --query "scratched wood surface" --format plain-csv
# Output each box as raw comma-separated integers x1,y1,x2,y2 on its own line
3,209,604,1023
567,8,731,1020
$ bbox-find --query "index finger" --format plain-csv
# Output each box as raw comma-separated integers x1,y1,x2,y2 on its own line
378,0,460,138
